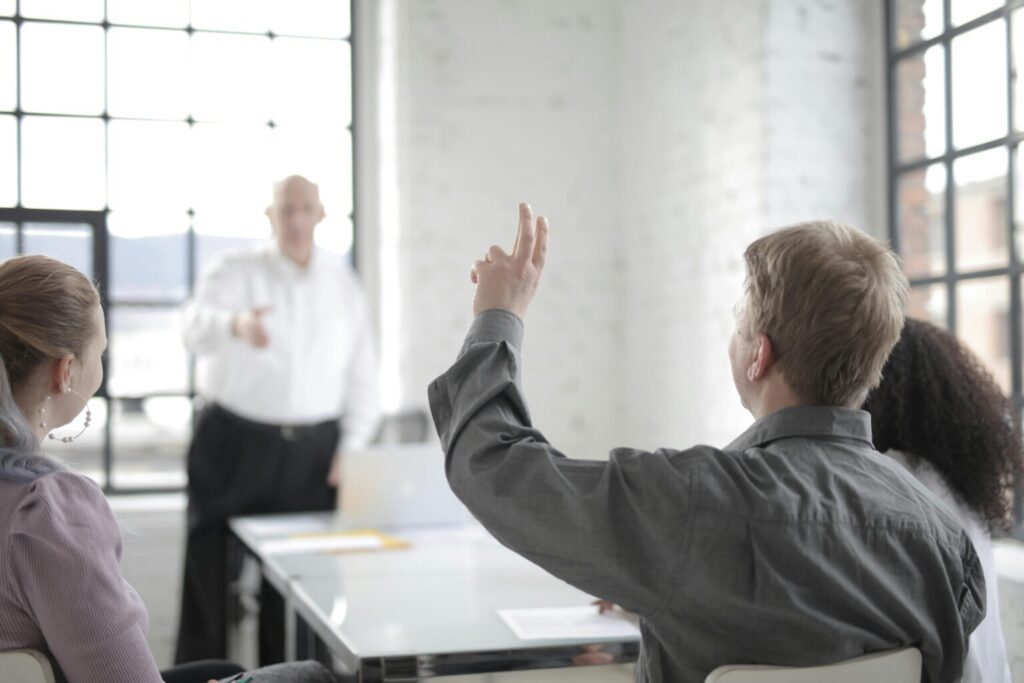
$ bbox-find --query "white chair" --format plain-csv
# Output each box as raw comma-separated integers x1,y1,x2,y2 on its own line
0,649,57,683
705,647,922,683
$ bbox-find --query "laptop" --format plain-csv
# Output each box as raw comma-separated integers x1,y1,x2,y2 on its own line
337,442,470,529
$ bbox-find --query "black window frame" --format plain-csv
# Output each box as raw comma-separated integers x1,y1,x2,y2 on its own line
0,0,358,495
885,0,1024,533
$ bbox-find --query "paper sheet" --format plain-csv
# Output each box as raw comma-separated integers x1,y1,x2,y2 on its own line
498,606,641,641
259,533,385,555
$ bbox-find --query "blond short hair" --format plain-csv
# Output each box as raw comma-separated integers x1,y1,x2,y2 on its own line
743,221,908,407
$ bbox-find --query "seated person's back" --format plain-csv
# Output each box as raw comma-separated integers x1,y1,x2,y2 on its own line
428,209,984,682
654,410,981,681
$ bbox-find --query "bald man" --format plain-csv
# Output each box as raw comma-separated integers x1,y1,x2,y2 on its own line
176,176,380,664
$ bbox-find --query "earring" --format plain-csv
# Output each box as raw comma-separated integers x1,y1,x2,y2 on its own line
38,395,52,431
46,389,92,444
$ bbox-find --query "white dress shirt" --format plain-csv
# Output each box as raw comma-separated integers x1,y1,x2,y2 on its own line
183,242,381,452
890,450,1013,683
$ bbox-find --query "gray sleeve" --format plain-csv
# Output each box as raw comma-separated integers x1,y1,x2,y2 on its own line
428,309,689,616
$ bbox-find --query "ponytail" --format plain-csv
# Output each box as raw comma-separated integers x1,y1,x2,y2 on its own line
0,353,62,483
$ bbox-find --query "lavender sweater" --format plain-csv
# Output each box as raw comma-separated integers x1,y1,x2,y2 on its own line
0,471,162,682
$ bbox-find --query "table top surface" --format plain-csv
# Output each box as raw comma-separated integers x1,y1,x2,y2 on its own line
230,513,641,661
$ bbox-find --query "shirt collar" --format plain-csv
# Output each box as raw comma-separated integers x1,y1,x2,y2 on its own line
725,405,875,452
266,241,319,276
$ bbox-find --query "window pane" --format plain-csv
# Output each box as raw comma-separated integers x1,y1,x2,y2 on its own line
1014,9,1024,131
109,211,189,302
21,222,93,279
108,307,189,395
108,28,189,119
954,148,1008,272
0,222,15,260
110,397,189,489
271,0,350,38
190,33,270,122
896,46,945,162
0,1,12,16
957,277,1011,394
893,0,944,49
270,126,352,218
952,19,1008,150
193,226,265,276
108,120,190,212
20,22,104,115
951,0,1004,27
907,283,948,329
191,123,272,221
0,114,15,207
0,21,14,111
897,164,946,277
20,0,103,22
107,0,189,28
191,0,269,33
271,38,351,124
48,396,107,487
1014,146,1024,260
21,116,105,210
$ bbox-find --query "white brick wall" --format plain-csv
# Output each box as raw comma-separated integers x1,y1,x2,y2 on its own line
390,0,625,459
387,0,886,455
615,0,887,450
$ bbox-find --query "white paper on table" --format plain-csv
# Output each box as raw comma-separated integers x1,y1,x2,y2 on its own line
244,515,330,538
498,606,641,641
259,533,385,555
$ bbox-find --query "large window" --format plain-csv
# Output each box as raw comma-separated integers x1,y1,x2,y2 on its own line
0,0,355,492
887,0,1022,524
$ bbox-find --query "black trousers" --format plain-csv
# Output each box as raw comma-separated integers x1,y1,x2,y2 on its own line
175,405,340,666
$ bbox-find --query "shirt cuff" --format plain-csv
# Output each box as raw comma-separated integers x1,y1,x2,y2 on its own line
466,309,524,349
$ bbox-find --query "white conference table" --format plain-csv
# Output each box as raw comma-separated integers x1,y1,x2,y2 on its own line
228,513,640,681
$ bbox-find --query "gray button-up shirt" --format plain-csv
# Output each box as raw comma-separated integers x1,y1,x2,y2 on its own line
428,310,985,683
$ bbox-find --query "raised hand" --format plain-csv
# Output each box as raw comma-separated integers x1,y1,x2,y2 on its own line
470,203,549,319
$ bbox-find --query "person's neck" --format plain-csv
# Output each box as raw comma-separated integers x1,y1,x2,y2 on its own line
749,387,863,420
748,379,806,420
282,248,313,270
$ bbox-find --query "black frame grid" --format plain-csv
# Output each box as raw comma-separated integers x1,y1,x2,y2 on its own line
886,0,1024,530
0,1,356,494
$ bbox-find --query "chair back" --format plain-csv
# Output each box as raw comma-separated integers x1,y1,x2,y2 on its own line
0,649,58,683
704,647,922,683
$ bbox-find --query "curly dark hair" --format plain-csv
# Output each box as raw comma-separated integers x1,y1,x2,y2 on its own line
864,318,1022,533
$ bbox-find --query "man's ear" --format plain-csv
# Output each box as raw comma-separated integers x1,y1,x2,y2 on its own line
746,333,776,383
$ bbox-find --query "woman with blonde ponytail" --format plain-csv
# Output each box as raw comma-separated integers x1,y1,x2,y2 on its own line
0,256,334,683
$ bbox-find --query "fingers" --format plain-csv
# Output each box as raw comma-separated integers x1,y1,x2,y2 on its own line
513,202,535,266
470,259,487,284
532,216,549,270
486,244,507,263
253,320,270,348
253,305,272,317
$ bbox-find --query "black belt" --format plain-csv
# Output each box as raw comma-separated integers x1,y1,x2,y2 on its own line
208,404,338,442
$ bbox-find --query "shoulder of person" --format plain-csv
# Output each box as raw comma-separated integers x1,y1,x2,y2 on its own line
12,471,117,538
